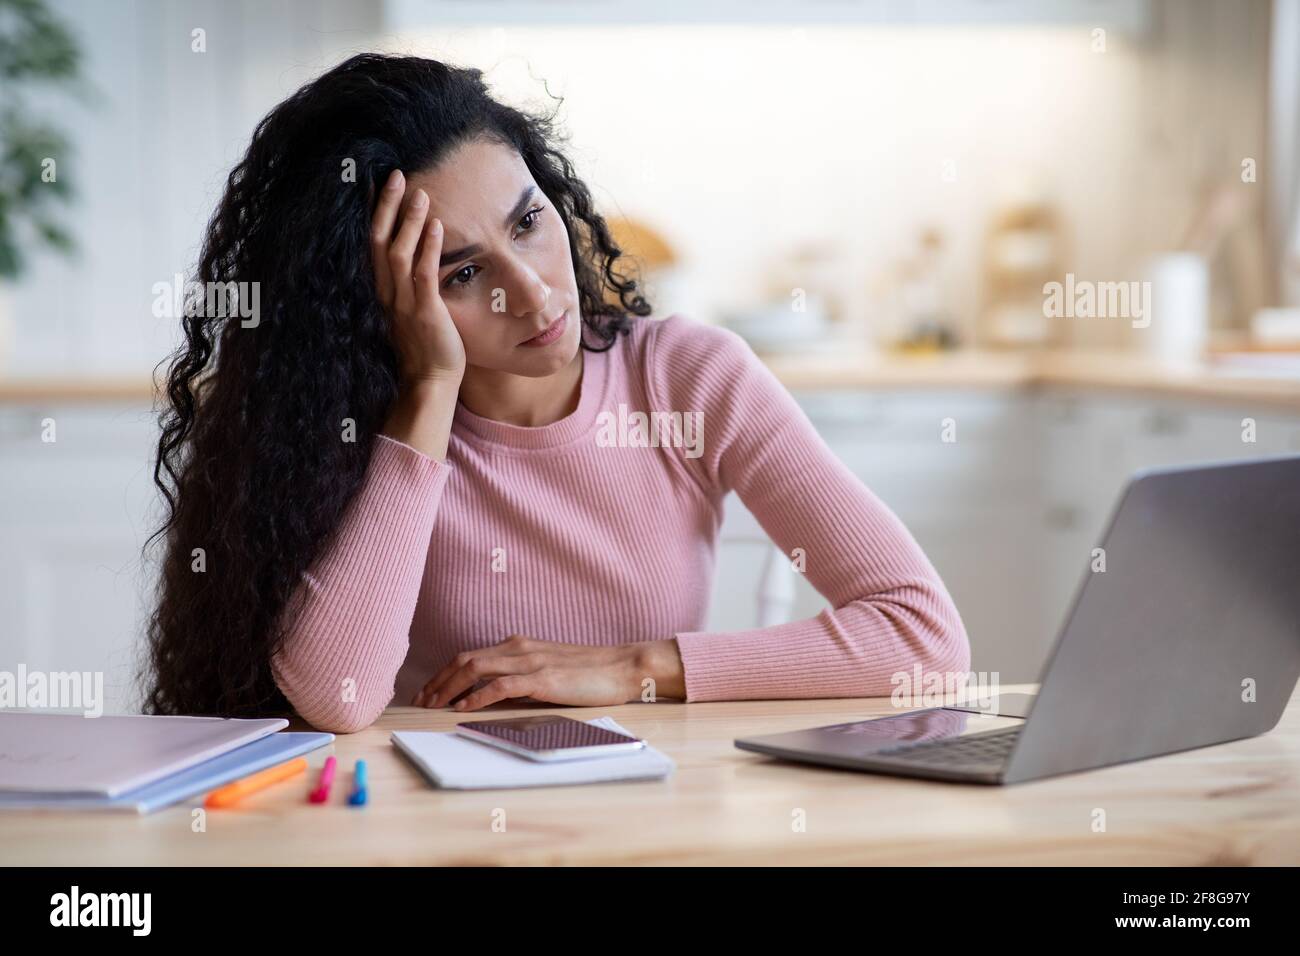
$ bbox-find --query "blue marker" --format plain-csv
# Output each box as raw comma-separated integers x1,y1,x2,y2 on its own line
347,759,368,806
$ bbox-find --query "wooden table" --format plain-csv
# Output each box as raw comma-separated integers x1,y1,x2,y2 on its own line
5,684,1300,865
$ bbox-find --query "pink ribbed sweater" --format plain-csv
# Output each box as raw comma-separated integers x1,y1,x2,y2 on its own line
271,314,970,733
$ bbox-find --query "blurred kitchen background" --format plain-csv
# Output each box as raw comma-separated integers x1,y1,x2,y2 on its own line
3,0,1300,712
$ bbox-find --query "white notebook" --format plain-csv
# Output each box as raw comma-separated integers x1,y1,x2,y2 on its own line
392,716,675,790
0,712,288,797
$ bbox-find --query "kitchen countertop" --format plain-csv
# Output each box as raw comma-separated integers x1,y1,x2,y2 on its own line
2,348,1300,408
0,377,163,404
762,347,1300,408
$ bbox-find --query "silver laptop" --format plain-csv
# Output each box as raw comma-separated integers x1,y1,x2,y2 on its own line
734,454,1300,785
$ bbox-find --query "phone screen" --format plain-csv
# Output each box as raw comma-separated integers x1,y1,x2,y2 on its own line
456,715,640,752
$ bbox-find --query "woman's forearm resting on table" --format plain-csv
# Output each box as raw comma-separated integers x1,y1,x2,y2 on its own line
269,436,453,734
673,579,971,702
649,319,972,704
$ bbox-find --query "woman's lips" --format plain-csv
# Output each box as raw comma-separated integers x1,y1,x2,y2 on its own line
519,311,567,347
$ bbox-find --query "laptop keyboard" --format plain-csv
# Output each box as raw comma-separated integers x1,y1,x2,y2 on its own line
876,726,1022,769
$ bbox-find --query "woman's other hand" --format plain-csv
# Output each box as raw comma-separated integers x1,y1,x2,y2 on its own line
411,635,686,711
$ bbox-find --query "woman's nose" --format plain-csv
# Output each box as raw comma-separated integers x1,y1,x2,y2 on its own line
502,262,550,315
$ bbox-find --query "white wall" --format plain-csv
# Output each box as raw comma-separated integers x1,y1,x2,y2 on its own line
5,0,1272,376
5,0,383,377
375,23,1153,344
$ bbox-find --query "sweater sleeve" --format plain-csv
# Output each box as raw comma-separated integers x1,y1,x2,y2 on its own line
270,434,452,733
646,315,971,702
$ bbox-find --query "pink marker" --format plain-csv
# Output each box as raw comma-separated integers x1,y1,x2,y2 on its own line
309,756,337,804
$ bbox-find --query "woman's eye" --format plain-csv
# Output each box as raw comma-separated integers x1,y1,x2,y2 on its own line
449,265,478,287
517,205,544,234
443,207,544,289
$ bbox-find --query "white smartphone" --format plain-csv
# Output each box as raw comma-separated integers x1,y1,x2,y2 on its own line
454,715,645,762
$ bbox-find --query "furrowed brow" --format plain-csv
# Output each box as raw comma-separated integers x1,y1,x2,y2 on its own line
439,186,538,267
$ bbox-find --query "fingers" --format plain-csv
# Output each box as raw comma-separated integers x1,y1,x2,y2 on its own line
370,169,405,306
389,188,430,317
413,644,540,708
413,214,444,314
412,636,535,707
412,651,479,706
456,674,537,712
423,653,544,710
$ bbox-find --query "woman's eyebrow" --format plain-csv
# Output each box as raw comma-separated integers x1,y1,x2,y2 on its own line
439,185,537,266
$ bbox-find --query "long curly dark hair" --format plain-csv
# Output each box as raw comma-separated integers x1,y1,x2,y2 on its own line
141,53,651,719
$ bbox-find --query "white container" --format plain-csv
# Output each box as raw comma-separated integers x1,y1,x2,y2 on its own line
721,299,830,353
1142,253,1209,361
1250,307,1300,344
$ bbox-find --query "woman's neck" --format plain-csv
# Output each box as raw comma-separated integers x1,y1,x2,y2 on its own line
456,348,584,427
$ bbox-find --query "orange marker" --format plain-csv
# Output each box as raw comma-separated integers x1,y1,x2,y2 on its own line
204,757,308,808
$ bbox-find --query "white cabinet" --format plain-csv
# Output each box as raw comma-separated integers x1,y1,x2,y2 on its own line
0,402,160,714
710,389,1053,681
1037,390,1300,639
709,387,1300,685
6,389,1299,710
803,391,1050,680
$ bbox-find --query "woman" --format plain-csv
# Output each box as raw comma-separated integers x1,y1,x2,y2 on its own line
144,53,969,734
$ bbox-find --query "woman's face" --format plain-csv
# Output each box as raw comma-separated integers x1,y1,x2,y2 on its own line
404,138,582,377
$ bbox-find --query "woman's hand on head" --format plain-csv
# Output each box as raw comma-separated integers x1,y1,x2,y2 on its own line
372,169,466,386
